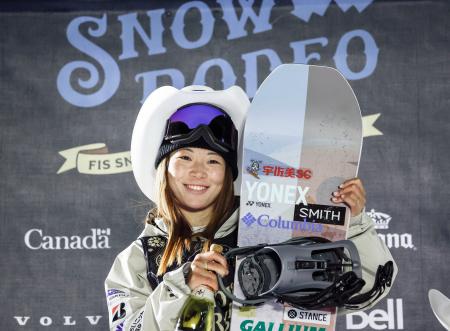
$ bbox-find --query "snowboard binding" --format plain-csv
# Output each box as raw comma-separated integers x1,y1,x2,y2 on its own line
217,237,393,310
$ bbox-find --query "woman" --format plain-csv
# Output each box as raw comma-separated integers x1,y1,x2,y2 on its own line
105,85,397,331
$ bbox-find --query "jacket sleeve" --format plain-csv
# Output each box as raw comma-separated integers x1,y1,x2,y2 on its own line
338,210,398,315
105,240,192,331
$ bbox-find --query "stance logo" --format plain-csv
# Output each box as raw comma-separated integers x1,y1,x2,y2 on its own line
241,213,323,233
283,307,331,326
287,309,297,319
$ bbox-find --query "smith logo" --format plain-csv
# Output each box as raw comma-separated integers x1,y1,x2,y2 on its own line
24,228,111,250
294,204,346,226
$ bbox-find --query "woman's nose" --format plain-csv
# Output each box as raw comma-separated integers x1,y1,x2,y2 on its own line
189,161,207,178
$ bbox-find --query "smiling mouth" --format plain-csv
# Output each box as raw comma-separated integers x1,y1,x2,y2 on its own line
184,184,209,192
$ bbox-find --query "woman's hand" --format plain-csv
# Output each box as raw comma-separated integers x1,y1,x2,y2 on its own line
332,178,366,217
187,251,229,291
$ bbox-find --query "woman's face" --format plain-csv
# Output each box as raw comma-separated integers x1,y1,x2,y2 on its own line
167,147,226,212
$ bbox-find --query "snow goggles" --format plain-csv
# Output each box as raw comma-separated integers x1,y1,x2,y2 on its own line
163,103,238,153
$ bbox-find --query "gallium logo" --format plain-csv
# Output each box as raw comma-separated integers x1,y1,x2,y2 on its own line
367,209,416,250
240,319,326,331
24,228,111,250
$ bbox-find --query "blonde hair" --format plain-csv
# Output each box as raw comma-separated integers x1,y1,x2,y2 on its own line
151,156,235,275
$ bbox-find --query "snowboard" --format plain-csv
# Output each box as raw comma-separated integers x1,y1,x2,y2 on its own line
231,64,363,331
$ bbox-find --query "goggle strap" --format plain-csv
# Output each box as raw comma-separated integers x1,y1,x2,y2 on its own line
168,125,230,153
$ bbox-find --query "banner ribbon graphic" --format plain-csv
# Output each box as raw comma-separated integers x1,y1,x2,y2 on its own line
362,113,382,137
57,115,382,175
57,143,131,175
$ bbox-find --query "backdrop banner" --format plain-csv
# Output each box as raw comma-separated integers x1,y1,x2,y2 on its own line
1,1,449,330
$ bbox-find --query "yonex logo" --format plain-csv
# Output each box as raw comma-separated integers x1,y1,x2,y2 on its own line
245,181,309,205
246,200,271,208
241,212,257,226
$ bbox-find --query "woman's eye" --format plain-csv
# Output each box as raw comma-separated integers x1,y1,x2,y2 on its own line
208,159,221,164
179,155,191,161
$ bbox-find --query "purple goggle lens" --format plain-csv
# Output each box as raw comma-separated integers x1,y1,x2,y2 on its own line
164,103,237,151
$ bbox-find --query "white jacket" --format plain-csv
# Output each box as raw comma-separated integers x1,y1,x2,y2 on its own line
105,208,397,331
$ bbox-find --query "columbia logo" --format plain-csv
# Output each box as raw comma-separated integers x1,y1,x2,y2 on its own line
241,212,256,226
